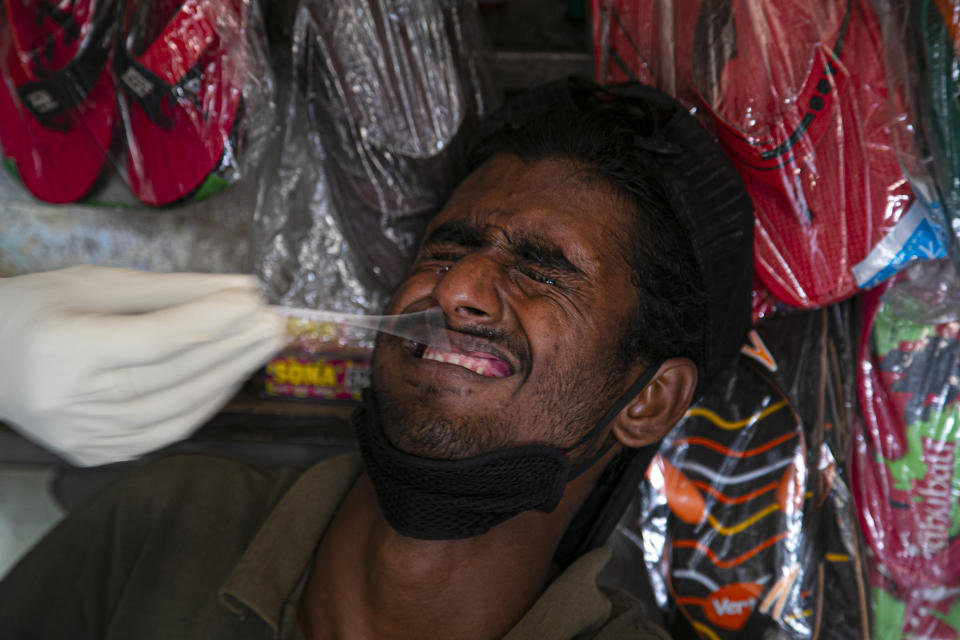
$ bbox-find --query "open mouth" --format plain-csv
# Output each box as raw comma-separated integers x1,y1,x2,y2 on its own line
413,342,513,378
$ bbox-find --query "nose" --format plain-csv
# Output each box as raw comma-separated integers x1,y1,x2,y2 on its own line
432,253,505,325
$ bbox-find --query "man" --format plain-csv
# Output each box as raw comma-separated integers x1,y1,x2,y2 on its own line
0,78,753,639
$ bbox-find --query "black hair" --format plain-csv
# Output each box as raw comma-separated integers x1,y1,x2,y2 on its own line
465,80,713,572
465,79,707,374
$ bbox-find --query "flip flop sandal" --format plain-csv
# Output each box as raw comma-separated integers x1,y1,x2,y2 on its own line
868,565,960,640
649,360,838,639
852,282,960,638
919,0,960,251
739,303,869,640
293,0,491,292
113,0,245,206
694,0,915,309
617,308,867,639
0,0,116,203
589,0,704,110
323,159,433,292
590,0,657,86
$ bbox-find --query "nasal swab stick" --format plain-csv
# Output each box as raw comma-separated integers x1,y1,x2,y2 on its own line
271,307,450,350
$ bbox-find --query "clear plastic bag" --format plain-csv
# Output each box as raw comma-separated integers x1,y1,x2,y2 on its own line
602,303,868,639
853,280,960,639
0,0,275,207
694,0,941,309
590,0,704,114
591,0,950,311
252,0,497,313
879,0,960,262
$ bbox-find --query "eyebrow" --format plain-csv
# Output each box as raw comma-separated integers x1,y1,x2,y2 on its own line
422,220,485,248
507,231,586,276
423,219,586,277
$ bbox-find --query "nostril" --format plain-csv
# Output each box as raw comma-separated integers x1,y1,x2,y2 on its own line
456,305,488,317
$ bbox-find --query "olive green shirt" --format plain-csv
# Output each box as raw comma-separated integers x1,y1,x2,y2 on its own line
0,452,669,639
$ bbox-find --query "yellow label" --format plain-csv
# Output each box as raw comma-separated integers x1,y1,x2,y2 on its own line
271,358,337,388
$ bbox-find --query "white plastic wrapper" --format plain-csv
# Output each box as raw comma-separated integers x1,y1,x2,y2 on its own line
253,0,497,313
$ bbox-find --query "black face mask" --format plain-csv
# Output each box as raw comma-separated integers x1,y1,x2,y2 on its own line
354,363,660,540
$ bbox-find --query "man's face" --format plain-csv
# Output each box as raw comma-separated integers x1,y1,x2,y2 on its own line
371,153,645,461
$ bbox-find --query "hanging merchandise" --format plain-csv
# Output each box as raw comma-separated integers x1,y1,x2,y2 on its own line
113,0,271,206
903,0,960,253
590,0,704,113
263,315,372,402
0,0,116,204
602,304,868,639
853,263,960,640
694,0,947,309
0,0,275,206
253,0,497,315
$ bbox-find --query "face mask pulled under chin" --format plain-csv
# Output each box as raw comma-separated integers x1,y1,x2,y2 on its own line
354,364,659,540
353,390,569,540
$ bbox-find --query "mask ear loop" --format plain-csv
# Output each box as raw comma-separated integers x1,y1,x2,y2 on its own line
567,361,662,480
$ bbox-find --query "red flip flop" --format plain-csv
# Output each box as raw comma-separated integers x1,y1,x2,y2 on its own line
696,0,914,309
114,0,245,206
0,0,116,203
590,0,703,110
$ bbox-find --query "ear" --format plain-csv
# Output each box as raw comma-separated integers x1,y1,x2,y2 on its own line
611,358,698,448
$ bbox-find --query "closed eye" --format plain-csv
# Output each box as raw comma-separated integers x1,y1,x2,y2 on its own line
422,249,464,262
515,260,558,286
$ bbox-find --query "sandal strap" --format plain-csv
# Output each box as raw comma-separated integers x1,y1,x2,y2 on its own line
113,0,216,128
14,0,115,130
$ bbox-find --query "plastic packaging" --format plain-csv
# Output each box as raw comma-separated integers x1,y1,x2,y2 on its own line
0,0,275,206
695,0,946,309
694,0,943,307
879,0,960,259
593,0,949,310
590,0,704,114
601,303,868,639
853,280,960,639
252,0,497,315
113,0,275,206
882,258,960,326
263,313,374,402
0,0,117,204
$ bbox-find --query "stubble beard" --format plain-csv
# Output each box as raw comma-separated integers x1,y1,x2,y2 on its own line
370,344,628,462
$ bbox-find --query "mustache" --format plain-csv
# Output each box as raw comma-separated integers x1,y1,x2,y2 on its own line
447,323,532,376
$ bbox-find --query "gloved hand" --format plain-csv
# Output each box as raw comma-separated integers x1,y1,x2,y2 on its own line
0,266,287,466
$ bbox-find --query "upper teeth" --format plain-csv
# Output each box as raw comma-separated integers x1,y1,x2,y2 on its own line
422,347,498,377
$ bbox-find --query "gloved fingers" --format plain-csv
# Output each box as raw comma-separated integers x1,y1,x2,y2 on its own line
67,337,279,438
49,266,261,314
91,309,286,402
53,384,242,467
78,289,284,370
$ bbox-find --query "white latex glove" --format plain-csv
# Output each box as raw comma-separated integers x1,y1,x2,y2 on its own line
0,266,287,466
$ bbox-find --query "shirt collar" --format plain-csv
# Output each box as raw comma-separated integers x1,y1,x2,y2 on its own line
218,452,614,639
504,546,613,639
219,453,364,633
